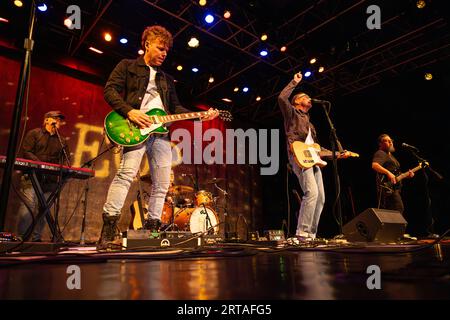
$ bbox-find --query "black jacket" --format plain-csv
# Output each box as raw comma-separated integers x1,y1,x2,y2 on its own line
104,56,191,117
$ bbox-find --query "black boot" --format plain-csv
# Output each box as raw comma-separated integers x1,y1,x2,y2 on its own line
144,218,161,232
98,213,121,249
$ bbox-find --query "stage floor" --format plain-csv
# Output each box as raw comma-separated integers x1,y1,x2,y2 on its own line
0,240,449,300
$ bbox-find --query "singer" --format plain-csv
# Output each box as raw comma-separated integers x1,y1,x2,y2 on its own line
371,134,414,215
16,110,70,241
278,72,332,242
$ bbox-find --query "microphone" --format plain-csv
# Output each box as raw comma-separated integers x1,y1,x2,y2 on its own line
402,143,419,151
311,98,329,104
50,122,57,127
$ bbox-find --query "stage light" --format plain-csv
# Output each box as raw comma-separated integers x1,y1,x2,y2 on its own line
14,0,23,7
192,67,199,73
256,96,261,102
104,33,112,42
0,17,9,23
205,14,214,24
208,76,214,83
222,98,232,103
89,47,103,54
188,37,199,48
242,87,249,93
280,46,287,52
424,73,433,80
177,65,183,71
416,0,426,9
310,58,317,64
138,49,144,55
259,49,268,57
233,87,239,92
224,10,231,19
64,18,72,28
260,34,268,41
304,71,312,77
120,38,128,44
318,66,325,73
37,3,48,12
199,0,207,6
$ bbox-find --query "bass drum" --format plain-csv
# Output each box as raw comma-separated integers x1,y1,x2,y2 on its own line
174,206,219,234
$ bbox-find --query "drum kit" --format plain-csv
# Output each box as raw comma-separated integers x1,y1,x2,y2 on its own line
141,174,227,234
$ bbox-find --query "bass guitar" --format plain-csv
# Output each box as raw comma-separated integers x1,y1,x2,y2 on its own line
290,141,359,169
379,161,429,193
105,109,232,147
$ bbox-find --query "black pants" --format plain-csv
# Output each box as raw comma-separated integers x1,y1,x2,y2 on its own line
379,189,404,214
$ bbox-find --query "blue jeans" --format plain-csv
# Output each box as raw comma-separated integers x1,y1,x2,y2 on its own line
17,180,49,241
289,154,325,239
103,135,172,220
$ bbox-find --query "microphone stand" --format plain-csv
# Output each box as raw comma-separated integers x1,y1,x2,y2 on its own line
321,101,345,236
408,149,444,238
53,125,70,242
78,143,117,245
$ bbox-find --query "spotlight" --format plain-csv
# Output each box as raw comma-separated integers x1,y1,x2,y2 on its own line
192,67,199,73
199,0,207,6
0,17,9,23
138,49,144,55
222,98,232,103
224,10,231,19
188,37,199,48
424,73,433,80
416,0,426,9
256,96,261,102
37,3,48,12
177,65,183,71
260,34,268,41
208,76,214,83
89,47,103,54
14,0,23,7
205,14,214,24
242,87,249,93
309,58,317,64
280,46,287,52
318,66,325,73
233,87,239,92
104,33,112,42
64,18,72,28
119,38,128,44
259,49,268,57
304,71,312,78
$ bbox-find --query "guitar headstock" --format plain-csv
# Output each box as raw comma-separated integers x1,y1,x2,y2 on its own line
218,110,233,122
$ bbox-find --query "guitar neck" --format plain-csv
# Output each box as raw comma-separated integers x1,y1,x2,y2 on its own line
397,164,423,182
157,111,208,124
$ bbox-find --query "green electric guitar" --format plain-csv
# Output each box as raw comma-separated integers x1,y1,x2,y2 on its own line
104,108,232,146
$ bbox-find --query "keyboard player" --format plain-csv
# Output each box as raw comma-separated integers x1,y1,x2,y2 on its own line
16,110,70,242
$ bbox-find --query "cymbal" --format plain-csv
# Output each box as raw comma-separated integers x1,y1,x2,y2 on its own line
204,178,225,184
169,185,194,193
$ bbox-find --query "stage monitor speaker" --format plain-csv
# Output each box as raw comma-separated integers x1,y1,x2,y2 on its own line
342,208,407,242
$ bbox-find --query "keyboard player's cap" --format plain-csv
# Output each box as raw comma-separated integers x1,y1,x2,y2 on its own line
44,110,65,119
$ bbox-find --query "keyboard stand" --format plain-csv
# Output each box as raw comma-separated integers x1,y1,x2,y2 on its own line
28,170,68,243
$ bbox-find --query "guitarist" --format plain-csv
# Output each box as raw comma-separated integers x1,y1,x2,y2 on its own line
278,72,331,242
372,134,414,215
99,25,218,247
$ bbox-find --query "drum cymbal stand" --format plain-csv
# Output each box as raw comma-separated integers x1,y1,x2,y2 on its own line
213,182,229,239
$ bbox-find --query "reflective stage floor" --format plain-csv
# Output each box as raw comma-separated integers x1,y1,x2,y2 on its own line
1,240,449,300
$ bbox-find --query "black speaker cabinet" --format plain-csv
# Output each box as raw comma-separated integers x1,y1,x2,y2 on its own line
342,208,407,242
